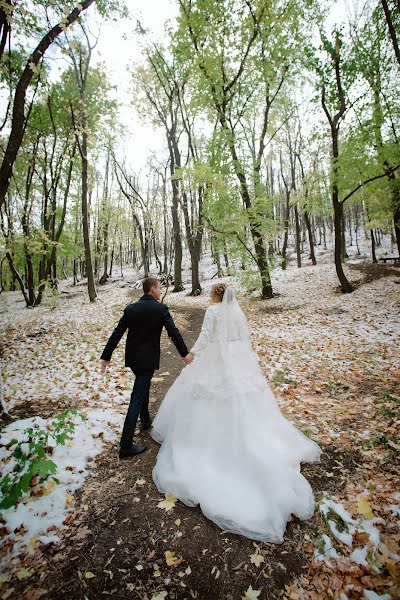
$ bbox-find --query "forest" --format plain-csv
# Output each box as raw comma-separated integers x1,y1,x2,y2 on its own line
0,1,399,600
0,0,398,304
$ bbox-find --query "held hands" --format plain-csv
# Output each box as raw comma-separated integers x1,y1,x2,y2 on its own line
100,359,111,373
182,352,194,365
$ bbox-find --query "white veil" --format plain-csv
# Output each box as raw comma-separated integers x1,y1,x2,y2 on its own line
221,286,252,346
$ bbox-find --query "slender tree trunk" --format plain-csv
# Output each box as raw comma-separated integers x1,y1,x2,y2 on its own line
371,228,378,263
5,252,29,306
333,197,352,292
171,178,183,291
380,0,400,67
294,204,301,268
304,211,316,265
0,0,96,212
81,126,97,301
227,133,272,298
109,245,114,277
341,203,348,259
281,189,290,270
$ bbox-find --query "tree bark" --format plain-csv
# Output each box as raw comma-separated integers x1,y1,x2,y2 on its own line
380,0,400,67
81,125,97,302
304,210,317,265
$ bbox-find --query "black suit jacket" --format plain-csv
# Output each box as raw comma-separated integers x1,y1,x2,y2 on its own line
100,294,188,372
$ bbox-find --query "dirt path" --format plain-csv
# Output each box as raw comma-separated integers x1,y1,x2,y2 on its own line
4,299,364,600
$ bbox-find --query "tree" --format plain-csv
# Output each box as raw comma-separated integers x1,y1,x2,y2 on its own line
0,1,97,212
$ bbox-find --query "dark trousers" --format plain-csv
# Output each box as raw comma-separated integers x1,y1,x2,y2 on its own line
119,369,154,450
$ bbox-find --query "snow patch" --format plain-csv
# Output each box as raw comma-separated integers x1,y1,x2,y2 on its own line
0,408,123,570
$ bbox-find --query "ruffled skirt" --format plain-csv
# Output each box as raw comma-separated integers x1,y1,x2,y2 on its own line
151,340,322,542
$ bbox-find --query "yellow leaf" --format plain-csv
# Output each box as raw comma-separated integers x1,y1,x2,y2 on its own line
165,550,181,567
42,479,56,496
357,495,374,519
84,571,96,579
383,557,397,577
250,552,265,567
66,494,74,504
157,493,177,512
174,518,181,526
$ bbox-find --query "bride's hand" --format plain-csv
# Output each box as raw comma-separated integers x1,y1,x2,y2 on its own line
182,353,194,365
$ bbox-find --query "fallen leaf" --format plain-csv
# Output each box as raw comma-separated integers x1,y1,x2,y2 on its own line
151,592,168,600
157,493,177,512
16,568,33,580
357,495,374,519
242,585,262,600
250,552,265,568
84,571,96,579
165,550,182,567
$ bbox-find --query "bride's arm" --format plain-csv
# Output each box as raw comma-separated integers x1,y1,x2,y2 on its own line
190,307,214,357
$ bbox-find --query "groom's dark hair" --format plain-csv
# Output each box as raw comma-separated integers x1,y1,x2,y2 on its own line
142,276,159,294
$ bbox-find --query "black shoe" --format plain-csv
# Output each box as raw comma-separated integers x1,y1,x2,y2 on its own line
119,444,147,459
140,419,153,432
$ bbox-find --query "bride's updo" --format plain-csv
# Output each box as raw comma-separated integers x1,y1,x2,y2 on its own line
211,283,227,302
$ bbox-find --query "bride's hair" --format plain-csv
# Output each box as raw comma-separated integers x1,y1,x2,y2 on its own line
211,283,227,301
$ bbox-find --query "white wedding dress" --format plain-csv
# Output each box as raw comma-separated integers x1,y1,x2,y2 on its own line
151,288,322,543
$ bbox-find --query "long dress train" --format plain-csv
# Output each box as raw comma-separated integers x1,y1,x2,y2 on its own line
151,297,322,543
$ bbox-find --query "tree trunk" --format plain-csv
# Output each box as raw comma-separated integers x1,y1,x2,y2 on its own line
281,189,290,270
341,204,348,259
81,127,97,302
394,202,400,255
227,132,272,298
171,178,184,291
371,228,378,263
190,247,201,295
380,0,400,67
294,205,301,268
333,197,353,292
109,245,114,277
304,210,316,265
0,0,96,212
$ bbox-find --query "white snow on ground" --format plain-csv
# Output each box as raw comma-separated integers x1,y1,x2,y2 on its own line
319,498,357,547
0,231,398,582
363,591,392,600
313,533,340,568
0,409,123,569
316,496,397,573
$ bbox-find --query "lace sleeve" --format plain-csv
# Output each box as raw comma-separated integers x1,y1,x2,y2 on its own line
190,307,214,355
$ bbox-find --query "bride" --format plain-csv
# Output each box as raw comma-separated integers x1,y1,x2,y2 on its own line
151,283,322,543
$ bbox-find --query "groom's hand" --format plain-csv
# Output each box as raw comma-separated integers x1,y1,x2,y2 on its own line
100,359,111,373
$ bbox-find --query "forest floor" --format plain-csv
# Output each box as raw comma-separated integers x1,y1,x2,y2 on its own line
0,251,399,600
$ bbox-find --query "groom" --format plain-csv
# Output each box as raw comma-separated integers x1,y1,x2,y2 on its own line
100,276,192,459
